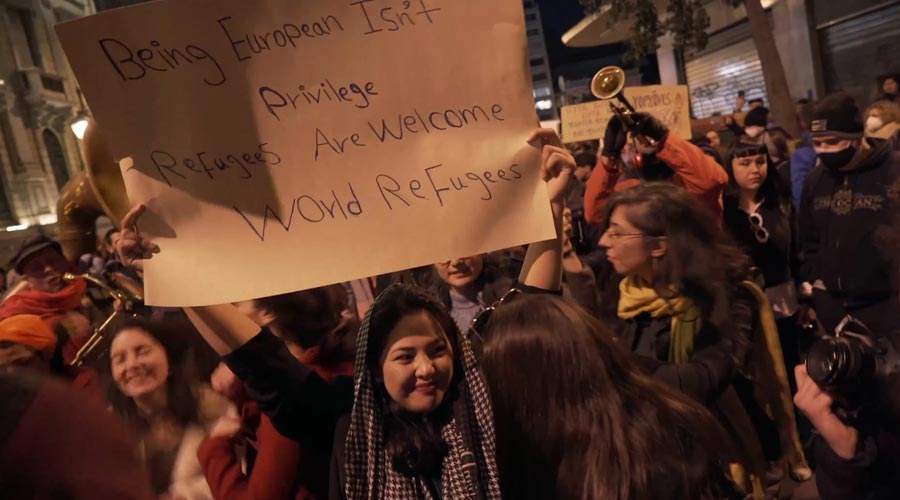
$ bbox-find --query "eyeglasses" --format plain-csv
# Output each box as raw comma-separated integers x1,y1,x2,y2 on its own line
467,288,523,342
603,230,644,241
748,212,770,243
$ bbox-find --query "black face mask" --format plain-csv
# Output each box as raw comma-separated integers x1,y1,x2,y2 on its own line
818,146,857,169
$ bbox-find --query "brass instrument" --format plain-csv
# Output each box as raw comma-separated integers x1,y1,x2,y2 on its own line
590,66,658,148
56,118,144,367
65,271,143,367
57,119,131,262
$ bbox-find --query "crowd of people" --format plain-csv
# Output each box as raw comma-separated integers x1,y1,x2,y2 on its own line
0,84,898,500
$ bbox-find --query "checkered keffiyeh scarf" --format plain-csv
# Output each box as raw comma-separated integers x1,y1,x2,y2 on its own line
344,285,502,500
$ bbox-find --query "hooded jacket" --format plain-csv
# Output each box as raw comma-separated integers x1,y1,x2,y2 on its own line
798,139,900,304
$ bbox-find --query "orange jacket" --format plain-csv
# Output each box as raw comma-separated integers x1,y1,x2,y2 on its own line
584,133,727,226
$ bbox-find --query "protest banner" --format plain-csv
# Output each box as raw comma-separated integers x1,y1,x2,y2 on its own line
55,0,553,306
561,85,692,144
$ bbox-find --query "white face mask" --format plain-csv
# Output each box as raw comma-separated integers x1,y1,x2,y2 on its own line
813,139,854,155
745,126,765,138
866,116,884,133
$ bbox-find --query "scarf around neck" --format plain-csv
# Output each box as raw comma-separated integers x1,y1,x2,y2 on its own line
617,275,702,364
344,284,502,500
0,279,87,328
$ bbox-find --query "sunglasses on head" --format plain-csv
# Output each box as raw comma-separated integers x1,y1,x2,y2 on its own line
467,288,523,343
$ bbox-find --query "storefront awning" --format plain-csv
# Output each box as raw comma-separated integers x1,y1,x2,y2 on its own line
561,5,633,48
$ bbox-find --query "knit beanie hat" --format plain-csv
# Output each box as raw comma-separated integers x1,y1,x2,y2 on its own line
744,106,769,128
810,93,864,138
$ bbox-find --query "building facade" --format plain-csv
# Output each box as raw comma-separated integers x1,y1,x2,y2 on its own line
564,0,900,119
0,0,95,238
524,0,557,121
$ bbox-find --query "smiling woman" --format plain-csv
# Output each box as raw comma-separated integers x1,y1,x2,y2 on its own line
333,283,501,500
107,317,229,500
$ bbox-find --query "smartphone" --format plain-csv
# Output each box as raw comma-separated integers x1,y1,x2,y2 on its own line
738,90,746,98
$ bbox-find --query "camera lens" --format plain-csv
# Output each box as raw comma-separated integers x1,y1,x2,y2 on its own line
807,337,847,388
806,336,876,395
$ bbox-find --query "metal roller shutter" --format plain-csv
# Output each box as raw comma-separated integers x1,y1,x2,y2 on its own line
819,1,900,104
685,36,767,118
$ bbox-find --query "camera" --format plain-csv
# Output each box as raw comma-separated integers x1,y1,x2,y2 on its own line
806,315,900,422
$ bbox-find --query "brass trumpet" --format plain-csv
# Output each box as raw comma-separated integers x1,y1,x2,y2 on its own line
65,272,142,367
590,66,657,148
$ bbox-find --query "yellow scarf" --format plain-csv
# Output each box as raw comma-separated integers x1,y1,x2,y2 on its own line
619,277,809,497
617,275,702,363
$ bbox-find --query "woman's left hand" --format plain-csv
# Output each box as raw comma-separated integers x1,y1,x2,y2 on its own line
528,128,574,205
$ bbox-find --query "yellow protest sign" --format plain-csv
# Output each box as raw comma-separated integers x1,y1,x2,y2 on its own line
56,0,553,307
561,85,692,144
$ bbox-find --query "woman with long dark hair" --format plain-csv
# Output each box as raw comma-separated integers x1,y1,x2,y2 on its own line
598,182,809,496
481,294,745,500
332,283,501,499
598,182,753,403
723,140,807,382
107,316,230,500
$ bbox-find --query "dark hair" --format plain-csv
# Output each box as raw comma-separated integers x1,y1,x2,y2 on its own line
602,183,751,335
106,316,201,432
254,284,356,366
749,98,764,105
482,296,741,500
723,139,790,211
574,152,598,168
103,228,120,246
366,284,463,477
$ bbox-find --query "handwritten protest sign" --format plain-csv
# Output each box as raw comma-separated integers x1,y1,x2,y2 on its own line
56,0,553,306
561,85,691,144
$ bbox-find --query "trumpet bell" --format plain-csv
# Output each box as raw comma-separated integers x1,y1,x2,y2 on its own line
591,66,626,100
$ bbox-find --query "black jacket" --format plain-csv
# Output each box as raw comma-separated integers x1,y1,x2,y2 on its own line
798,140,900,305
222,329,354,499
616,284,755,405
724,198,800,290
810,425,900,500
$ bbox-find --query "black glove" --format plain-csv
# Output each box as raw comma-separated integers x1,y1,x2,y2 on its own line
631,112,669,142
601,116,627,158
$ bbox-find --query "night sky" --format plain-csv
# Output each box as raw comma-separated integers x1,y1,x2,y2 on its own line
536,0,627,69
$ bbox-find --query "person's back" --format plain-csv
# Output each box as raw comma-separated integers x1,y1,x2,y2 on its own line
0,372,154,499
480,295,745,500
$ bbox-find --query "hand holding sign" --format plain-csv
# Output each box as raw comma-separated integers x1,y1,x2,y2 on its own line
116,204,159,273
58,0,554,306
527,128,574,204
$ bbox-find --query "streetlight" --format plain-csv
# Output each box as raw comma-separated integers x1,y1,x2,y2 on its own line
70,112,89,139
70,87,89,139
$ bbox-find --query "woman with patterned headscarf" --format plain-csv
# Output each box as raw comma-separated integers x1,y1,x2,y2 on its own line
332,283,501,499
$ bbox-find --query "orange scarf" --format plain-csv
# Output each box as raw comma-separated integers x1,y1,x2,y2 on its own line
0,279,88,328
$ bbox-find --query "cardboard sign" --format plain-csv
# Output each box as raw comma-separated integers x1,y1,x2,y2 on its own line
561,85,692,144
56,0,553,306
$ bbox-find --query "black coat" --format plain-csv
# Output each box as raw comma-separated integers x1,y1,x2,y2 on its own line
615,284,755,405
811,425,900,500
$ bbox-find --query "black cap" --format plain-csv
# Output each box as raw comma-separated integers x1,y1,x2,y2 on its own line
810,93,864,139
744,106,769,128
8,235,63,273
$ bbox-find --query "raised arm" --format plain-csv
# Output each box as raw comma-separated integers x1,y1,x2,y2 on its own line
517,128,575,292
115,206,352,441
